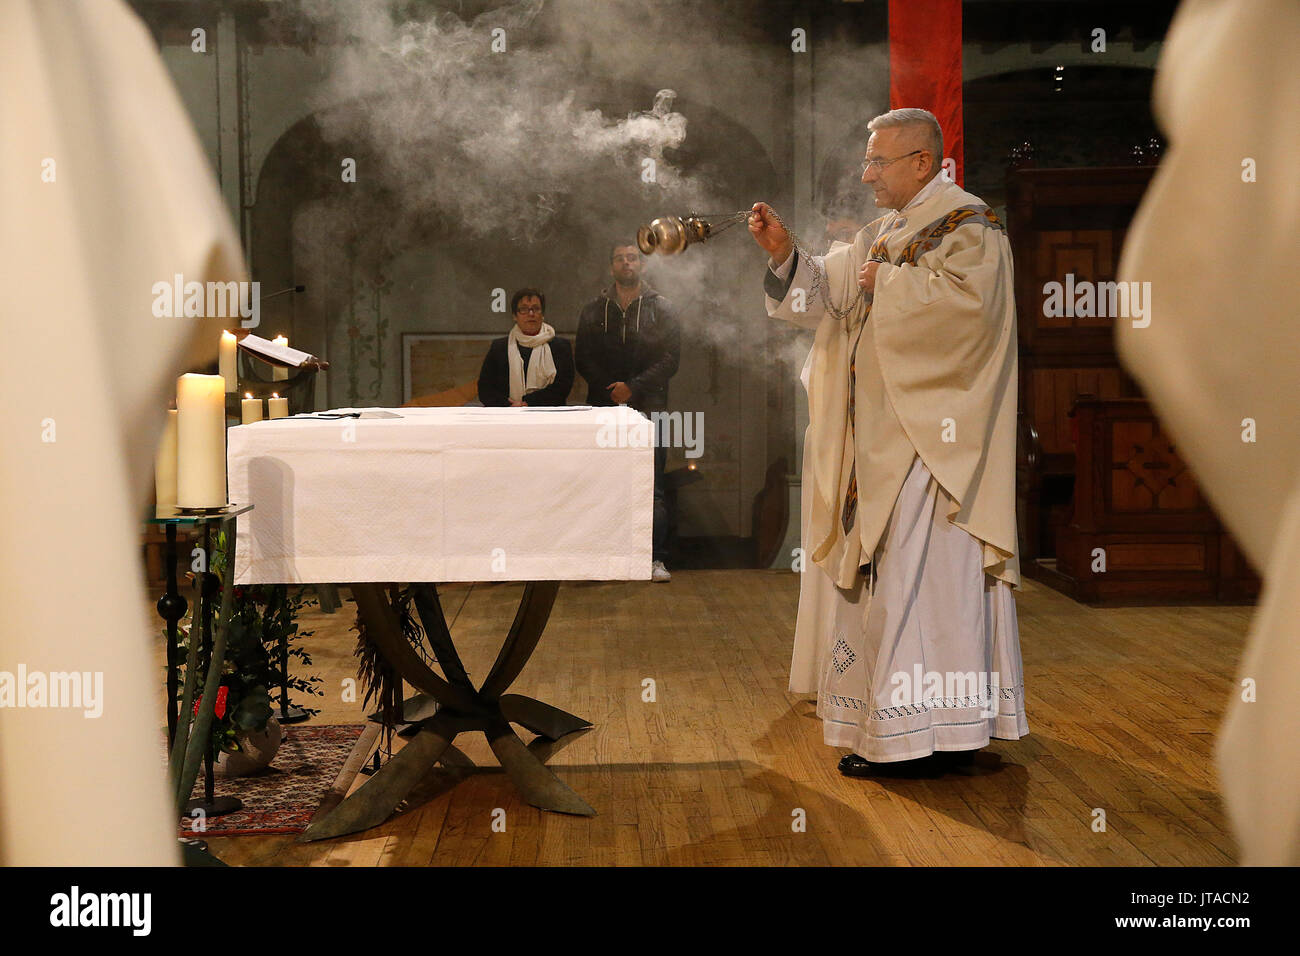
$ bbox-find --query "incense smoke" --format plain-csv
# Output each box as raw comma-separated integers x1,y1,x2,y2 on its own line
266,0,890,412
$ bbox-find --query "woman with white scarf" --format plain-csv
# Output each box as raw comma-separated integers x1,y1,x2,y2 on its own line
476,288,575,407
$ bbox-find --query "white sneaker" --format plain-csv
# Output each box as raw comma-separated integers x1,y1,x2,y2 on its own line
651,560,671,582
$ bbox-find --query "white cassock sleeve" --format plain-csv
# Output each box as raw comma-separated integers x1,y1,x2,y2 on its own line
1116,0,1300,865
764,250,833,331
0,0,245,864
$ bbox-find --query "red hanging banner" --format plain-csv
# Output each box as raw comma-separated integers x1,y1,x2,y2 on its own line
888,0,964,187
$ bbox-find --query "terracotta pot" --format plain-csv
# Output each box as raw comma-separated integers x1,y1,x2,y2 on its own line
215,716,283,776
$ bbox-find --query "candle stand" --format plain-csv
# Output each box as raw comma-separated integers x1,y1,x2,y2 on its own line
150,503,253,821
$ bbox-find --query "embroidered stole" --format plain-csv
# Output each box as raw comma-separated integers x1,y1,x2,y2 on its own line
840,204,1005,536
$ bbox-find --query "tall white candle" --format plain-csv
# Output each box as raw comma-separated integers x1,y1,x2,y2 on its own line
267,392,289,420
272,334,289,381
219,330,238,393
241,392,263,425
176,373,227,508
154,409,178,508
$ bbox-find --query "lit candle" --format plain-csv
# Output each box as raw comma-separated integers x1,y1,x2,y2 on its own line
177,373,227,508
267,392,289,420
272,334,289,381
241,392,263,425
154,408,178,508
219,330,238,393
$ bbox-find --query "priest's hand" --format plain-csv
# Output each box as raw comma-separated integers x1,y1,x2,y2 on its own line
510,399,527,407
858,260,881,292
748,202,794,264
607,381,632,404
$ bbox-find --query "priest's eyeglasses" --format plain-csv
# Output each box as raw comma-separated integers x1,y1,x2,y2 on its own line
516,305,543,314
861,149,924,172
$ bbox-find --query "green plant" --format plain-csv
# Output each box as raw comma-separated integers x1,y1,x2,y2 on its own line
173,532,323,756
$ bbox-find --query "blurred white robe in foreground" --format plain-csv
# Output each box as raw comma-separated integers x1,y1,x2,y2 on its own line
0,0,244,864
1116,0,1300,865
770,176,1027,760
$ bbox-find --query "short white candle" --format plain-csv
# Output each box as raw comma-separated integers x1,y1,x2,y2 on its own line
219,330,238,393
272,334,289,381
177,373,227,508
267,392,289,420
154,408,178,508
241,392,263,425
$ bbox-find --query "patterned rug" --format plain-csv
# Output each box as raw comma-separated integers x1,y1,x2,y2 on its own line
178,724,372,837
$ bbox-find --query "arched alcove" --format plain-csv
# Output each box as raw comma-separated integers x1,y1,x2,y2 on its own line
249,81,784,543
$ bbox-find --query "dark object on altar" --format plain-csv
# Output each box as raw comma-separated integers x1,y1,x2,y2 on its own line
226,331,328,418
232,355,323,417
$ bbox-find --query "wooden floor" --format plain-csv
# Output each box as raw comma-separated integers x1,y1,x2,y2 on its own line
158,571,1251,866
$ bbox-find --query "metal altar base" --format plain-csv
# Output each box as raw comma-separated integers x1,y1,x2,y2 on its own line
179,837,228,867
299,581,594,843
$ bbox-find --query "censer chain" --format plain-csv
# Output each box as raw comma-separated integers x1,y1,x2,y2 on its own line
690,210,751,237
755,206,872,323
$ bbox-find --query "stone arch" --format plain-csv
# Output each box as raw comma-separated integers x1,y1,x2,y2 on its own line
248,81,780,407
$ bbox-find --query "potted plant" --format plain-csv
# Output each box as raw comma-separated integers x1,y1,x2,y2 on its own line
173,532,322,776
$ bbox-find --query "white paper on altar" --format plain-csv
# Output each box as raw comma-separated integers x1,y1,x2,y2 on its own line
228,406,654,584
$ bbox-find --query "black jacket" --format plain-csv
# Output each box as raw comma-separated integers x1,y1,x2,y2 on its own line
476,335,575,407
575,286,680,412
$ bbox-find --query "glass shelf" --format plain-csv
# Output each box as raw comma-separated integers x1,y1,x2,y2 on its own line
147,502,253,526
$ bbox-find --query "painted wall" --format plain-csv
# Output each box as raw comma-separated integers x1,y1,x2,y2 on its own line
146,3,1159,547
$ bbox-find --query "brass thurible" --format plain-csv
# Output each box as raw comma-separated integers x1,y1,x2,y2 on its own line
637,214,712,255
637,206,764,256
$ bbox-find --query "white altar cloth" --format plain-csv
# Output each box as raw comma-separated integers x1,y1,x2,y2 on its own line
228,406,654,584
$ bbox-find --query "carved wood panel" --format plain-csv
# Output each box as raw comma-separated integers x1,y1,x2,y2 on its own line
1030,366,1125,455
1109,420,1202,514
1032,229,1117,330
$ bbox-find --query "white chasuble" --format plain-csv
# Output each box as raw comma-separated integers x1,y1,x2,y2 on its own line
770,179,1027,759
1116,0,1300,865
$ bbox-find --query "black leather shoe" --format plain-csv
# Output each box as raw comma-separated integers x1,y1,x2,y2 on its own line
838,754,876,777
932,749,988,776
838,753,939,778
843,750,989,778
934,749,978,767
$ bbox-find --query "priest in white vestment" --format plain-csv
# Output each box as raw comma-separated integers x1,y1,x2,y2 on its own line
749,108,1028,773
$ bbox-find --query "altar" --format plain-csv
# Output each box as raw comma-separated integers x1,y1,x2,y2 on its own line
226,405,655,838
228,405,654,585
